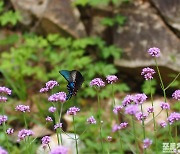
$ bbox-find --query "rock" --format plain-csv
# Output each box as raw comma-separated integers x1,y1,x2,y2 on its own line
150,0,180,35
37,133,85,154
10,0,86,38
31,125,53,138
113,2,180,73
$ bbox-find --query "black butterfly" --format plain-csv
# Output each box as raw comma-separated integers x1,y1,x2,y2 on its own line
59,70,84,100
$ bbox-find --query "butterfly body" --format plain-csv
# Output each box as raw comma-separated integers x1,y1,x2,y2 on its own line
59,70,84,100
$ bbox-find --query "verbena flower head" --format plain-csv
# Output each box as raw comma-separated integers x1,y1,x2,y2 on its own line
48,106,56,113
17,129,34,142
46,80,59,90
172,90,180,100
147,47,160,57
0,86,12,95
0,96,7,103
50,146,68,154
41,136,50,145
159,121,167,128
143,138,152,149
136,112,148,121
6,128,14,135
112,124,120,132
15,105,30,113
160,102,170,110
67,106,80,116
107,136,112,142
0,115,8,125
119,122,128,129
40,80,59,93
90,78,105,87
48,92,66,103
141,67,155,80
167,112,180,125
87,116,96,124
46,116,53,122
54,123,62,130
0,146,8,154
125,105,139,115
133,93,147,105
147,107,154,113
106,75,118,84
39,87,49,93
113,105,123,114
122,95,134,107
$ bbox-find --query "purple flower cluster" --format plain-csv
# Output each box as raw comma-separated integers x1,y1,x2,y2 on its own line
0,86,11,103
15,105,30,113
46,116,53,122
48,92,66,103
106,75,118,84
90,78,105,87
50,146,68,154
0,86,12,95
87,116,96,124
0,115,8,125
125,105,139,115
54,123,62,130
143,138,152,149
134,94,147,105
122,95,134,107
160,102,170,110
48,106,56,113
147,47,160,57
6,128,14,135
167,112,180,125
159,121,167,128
172,90,180,100
0,146,8,154
0,96,7,102
112,122,128,132
113,105,123,114
41,136,50,145
67,106,80,116
40,80,59,93
141,67,156,80
136,112,148,121
147,107,154,113
17,129,34,142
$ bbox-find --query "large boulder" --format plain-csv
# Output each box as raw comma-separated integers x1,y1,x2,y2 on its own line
113,2,180,73
10,0,86,38
150,0,180,36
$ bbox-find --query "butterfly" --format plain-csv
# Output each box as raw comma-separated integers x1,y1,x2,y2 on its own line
59,70,84,100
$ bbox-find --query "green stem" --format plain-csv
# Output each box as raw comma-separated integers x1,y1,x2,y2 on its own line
111,84,115,107
149,80,157,153
119,133,123,154
164,73,180,90
73,115,78,154
3,122,10,152
154,58,172,141
53,111,60,145
131,116,139,154
59,103,64,145
97,89,104,153
23,113,28,129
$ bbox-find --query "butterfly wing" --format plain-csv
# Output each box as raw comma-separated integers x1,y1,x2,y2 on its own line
59,70,73,82
70,70,84,96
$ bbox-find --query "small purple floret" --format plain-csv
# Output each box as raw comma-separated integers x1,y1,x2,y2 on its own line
147,107,154,113
125,105,139,115
41,136,50,145
113,105,123,114
48,106,56,113
0,86,12,95
167,112,180,125
54,123,62,130
0,115,8,125
50,146,68,154
106,75,118,84
87,116,96,124
172,90,180,100
0,146,8,154
122,95,134,107
6,128,14,135
48,92,66,103
141,67,156,80
147,47,160,57
0,96,7,102
159,121,167,128
90,78,105,87
17,129,34,142
134,93,147,105
160,102,170,110
46,116,53,122
67,106,80,116
15,105,30,113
